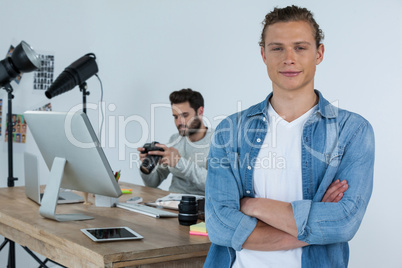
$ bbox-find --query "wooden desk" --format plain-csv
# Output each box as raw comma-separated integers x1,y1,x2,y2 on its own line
0,184,210,267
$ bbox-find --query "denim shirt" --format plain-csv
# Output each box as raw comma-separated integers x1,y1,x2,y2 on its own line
204,90,375,268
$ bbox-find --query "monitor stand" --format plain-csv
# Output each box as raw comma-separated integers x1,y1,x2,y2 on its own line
39,157,94,222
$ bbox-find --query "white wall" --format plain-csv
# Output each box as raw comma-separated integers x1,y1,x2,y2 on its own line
0,0,401,267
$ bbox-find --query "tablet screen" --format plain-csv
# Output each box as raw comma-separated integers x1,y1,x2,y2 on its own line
81,227,143,242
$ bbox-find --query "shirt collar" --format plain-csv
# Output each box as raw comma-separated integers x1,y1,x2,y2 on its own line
246,90,338,119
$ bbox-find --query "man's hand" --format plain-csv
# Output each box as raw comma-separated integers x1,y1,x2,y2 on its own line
147,143,181,167
137,147,147,163
240,180,349,217
240,179,349,215
238,179,350,243
321,179,349,202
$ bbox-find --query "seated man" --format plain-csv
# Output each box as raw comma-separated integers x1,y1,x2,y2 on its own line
138,88,213,195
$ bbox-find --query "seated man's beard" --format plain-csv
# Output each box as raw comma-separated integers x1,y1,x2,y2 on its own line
178,117,202,136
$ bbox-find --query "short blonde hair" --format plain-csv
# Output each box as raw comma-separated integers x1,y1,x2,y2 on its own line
259,5,324,48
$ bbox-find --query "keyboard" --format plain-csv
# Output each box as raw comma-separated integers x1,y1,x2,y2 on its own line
116,202,178,218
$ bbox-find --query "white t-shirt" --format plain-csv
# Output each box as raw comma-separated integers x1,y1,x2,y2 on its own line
233,103,317,268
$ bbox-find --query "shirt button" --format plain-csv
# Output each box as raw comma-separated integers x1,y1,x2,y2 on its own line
247,166,252,170
246,190,250,194
263,117,266,121
257,138,261,143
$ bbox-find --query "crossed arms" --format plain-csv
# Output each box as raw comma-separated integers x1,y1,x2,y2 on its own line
240,180,348,251
205,116,374,251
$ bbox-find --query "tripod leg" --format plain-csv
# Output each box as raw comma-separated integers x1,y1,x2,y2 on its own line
43,258,67,268
22,246,50,268
7,240,16,268
1,238,65,268
0,238,9,251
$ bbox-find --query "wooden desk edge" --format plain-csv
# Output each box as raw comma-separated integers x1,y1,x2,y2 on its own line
111,250,209,267
0,184,211,267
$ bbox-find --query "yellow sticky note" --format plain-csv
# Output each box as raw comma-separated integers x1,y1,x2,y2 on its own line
121,188,132,194
190,222,207,233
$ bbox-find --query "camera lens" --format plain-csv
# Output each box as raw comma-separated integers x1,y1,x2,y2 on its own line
178,196,198,226
140,155,161,174
197,198,205,220
140,157,158,174
140,141,164,174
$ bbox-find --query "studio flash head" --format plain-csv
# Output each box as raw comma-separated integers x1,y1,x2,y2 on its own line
45,53,98,99
0,41,40,87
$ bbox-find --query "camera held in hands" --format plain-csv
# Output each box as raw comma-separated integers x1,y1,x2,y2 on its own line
140,141,164,174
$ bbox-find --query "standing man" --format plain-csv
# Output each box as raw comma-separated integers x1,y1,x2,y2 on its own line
205,5,374,268
138,88,213,195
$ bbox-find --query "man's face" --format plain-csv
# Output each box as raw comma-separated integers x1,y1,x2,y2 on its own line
172,101,203,137
261,21,324,93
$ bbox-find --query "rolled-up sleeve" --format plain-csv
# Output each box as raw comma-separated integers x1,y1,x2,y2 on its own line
205,121,258,251
292,120,375,245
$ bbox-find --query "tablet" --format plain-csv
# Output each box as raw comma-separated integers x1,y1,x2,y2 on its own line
81,227,143,242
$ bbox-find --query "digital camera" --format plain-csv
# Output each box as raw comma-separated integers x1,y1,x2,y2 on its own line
140,141,164,174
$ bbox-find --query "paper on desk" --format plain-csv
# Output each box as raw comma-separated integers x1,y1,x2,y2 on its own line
190,222,207,232
149,193,205,210
189,231,208,237
156,193,205,202
189,222,208,236
147,200,180,210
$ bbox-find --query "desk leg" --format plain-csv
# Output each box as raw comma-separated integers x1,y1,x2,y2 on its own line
8,240,15,268
0,238,16,268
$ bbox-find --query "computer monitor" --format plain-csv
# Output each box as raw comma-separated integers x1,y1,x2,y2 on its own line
24,111,122,221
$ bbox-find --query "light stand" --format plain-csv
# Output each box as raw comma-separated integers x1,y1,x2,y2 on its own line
3,84,17,187
0,84,17,264
0,41,50,268
45,54,98,206
0,41,41,187
80,82,90,114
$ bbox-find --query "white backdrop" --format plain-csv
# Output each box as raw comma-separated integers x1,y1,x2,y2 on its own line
0,0,401,267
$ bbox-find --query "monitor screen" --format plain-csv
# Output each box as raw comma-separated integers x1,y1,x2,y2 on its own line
24,111,122,221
